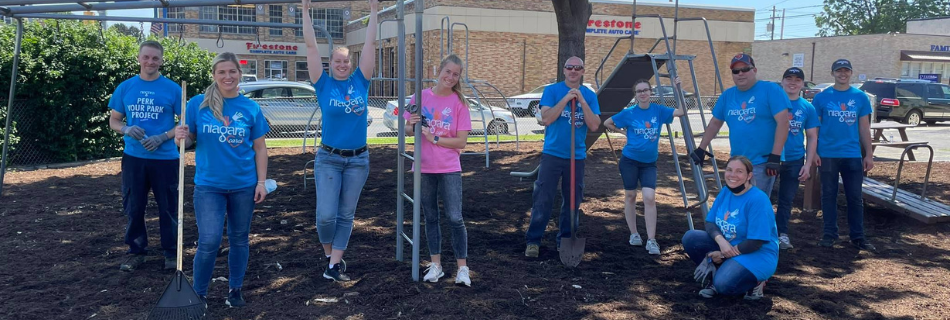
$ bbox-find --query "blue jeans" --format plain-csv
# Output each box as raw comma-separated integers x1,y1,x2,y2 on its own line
752,163,777,198
315,148,370,251
682,230,760,296
819,157,865,241
421,172,468,259
525,154,585,247
776,157,805,235
192,185,256,296
121,154,178,258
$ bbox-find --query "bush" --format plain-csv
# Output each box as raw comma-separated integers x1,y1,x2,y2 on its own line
0,20,215,164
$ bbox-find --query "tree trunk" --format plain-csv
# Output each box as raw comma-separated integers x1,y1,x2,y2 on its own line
552,0,592,83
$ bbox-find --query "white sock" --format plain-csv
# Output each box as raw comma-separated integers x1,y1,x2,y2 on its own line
329,263,336,269
325,255,331,259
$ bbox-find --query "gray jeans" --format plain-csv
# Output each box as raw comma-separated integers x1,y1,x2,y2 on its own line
421,172,468,259
752,163,777,198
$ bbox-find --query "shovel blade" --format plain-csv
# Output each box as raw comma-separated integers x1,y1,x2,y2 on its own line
559,237,586,268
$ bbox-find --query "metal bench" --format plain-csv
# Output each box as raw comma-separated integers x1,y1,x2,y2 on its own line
857,144,950,224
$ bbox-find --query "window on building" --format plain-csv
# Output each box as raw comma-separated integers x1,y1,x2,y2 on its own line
901,62,910,77
264,60,288,80
922,62,934,75
167,7,185,34
295,61,309,82
241,59,257,76
934,62,945,80
269,5,283,36
909,62,921,78
200,5,256,34
294,7,345,39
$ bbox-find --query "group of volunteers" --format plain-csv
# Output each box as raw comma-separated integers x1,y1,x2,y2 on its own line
106,0,877,310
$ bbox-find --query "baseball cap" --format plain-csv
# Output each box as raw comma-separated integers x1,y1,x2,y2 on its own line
832,59,853,71
783,67,805,80
730,53,755,69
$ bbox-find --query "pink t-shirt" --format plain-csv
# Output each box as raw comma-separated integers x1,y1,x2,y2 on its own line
404,88,472,173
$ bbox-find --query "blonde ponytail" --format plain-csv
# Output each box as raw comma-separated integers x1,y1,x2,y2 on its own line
201,52,241,122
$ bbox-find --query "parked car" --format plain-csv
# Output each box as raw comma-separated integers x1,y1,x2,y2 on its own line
860,78,950,126
508,83,596,117
383,97,516,135
803,82,832,100
652,85,694,97
241,74,258,83
240,80,371,136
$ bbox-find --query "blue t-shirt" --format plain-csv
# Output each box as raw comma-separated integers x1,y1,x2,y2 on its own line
539,82,601,160
813,86,871,158
782,98,820,161
610,103,675,163
108,75,182,160
186,94,270,189
712,81,791,165
705,188,779,282
313,68,370,150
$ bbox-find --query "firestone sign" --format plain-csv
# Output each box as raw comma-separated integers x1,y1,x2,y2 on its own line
246,42,299,55
587,19,642,36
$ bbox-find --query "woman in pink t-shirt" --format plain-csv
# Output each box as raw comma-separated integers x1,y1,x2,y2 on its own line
404,55,473,286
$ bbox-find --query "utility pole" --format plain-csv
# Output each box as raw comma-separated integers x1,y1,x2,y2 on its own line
770,6,776,40
780,9,785,39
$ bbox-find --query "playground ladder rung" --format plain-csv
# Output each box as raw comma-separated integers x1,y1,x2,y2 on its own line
400,152,415,161
401,232,414,245
401,193,414,204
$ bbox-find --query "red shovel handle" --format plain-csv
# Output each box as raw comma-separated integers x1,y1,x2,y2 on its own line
569,99,576,231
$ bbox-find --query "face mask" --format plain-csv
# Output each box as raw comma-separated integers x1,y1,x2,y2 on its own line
727,183,747,194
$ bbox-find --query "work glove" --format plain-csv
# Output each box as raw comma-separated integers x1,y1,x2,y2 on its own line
690,147,713,167
766,154,781,176
693,257,717,287
140,133,169,152
122,125,146,140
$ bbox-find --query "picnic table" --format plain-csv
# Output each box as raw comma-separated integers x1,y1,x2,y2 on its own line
870,122,928,161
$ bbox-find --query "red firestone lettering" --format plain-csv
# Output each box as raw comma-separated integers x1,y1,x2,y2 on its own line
635,21,642,29
246,42,253,49
595,20,602,27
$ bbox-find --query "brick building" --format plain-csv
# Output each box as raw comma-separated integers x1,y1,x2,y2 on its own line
159,0,755,96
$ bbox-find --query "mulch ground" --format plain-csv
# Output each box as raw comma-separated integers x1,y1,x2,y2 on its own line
2,139,950,320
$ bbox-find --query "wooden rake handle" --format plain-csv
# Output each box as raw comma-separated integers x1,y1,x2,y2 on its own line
177,81,187,272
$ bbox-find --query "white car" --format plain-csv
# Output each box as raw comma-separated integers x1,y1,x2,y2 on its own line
383,97,516,135
508,82,596,118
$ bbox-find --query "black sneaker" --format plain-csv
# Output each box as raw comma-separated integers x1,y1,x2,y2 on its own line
119,255,146,272
225,288,246,308
323,264,351,282
817,236,836,248
327,256,346,272
852,239,877,252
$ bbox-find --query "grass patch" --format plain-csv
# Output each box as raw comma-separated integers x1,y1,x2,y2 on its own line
267,134,546,148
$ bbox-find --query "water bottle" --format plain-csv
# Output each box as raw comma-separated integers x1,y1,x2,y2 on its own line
265,179,277,194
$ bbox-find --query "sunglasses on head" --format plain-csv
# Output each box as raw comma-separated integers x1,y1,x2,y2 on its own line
635,89,651,94
564,65,585,71
731,66,754,74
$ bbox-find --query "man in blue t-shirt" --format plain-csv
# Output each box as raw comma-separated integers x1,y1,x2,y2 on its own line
108,41,183,272
813,59,876,252
524,56,601,257
692,53,790,197
775,67,820,250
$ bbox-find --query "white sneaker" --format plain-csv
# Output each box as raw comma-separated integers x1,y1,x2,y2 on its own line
645,239,661,255
455,266,471,287
423,263,443,283
699,283,717,298
778,233,794,250
629,233,643,246
744,281,766,300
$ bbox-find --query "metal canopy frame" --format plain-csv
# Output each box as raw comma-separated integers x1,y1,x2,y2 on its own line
2,2,424,282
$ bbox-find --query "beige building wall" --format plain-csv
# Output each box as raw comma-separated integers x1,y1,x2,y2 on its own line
752,34,950,84
907,17,950,36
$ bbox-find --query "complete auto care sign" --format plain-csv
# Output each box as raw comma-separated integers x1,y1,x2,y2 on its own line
587,17,642,36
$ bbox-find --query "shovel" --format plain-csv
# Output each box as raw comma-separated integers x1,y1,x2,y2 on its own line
559,99,585,268
147,81,206,320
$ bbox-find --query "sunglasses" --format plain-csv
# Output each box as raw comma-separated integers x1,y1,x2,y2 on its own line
564,65,585,71
731,66,754,74
635,89,651,94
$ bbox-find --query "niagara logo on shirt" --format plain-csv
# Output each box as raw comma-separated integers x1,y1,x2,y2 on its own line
560,105,586,128
630,117,660,141
825,99,858,125
329,84,366,116
202,112,248,148
716,208,740,240
727,96,757,123
139,90,156,97
788,109,804,135
423,106,453,135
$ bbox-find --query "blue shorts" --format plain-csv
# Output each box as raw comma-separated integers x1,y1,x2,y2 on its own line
619,155,657,190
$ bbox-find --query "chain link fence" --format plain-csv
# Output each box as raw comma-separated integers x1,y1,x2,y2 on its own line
1,100,60,167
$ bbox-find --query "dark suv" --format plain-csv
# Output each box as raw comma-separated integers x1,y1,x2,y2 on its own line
860,78,950,126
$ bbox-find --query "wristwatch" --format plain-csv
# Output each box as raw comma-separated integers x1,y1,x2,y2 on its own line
433,136,440,145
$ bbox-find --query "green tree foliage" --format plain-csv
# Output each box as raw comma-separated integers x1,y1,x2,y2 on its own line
109,23,143,39
815,0,947,36
0,20,214,164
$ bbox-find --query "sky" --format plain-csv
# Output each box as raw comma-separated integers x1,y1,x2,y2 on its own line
101,0,828,40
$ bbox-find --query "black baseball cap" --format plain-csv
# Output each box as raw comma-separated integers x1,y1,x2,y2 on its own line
730,53,755,69
783,67,805,80
832,59,853,71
